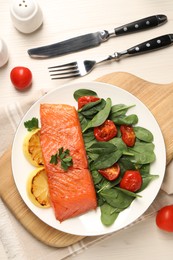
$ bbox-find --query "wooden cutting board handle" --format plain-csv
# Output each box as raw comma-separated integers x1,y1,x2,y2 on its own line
0,72,173,248
0,148,85,247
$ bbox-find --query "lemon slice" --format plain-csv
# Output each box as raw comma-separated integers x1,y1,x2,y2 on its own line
27,167,51,208
23,128,44,167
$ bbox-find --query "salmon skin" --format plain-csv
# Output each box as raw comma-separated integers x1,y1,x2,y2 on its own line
40,104,97,222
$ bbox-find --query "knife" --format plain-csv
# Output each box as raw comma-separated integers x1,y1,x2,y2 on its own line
28,14,167,59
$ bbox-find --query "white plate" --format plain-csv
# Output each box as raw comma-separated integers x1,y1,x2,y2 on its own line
12,81,166,236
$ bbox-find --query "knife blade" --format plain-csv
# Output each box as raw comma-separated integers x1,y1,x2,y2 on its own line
28,14,167,59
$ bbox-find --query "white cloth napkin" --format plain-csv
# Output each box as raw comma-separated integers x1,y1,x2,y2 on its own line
0,90,173,260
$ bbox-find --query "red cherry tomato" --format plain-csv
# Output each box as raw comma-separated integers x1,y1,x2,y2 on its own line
78,96,100,109
94,120,117,142
120,125,136,147
120,170,142,192
98,163,120,181
156,205,173,232
10,66,32,90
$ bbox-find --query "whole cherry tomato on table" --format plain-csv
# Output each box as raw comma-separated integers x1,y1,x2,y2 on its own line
10,66,32,90
120,170,142,192
94,120,117,142
78,96,100,109
120,125,136,147
98,163,120,181
156,205,173,232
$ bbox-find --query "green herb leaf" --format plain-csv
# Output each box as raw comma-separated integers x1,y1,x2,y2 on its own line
50,154,58,165
50,147,73,171
24,117,39,131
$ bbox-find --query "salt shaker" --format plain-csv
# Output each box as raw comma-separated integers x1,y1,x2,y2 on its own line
0,38,9,67
10,0,43,34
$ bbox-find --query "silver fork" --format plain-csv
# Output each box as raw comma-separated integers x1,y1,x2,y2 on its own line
48,34,173,79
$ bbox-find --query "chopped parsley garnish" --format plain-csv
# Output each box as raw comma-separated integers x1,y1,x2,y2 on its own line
24,117,39,131
50,147,73,171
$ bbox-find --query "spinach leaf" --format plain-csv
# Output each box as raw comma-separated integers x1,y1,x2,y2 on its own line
111,114,138,125
85,139,98,149
83,129,95,143
128,142,155,164
82,98,112,133
90,151,122,170
73,89,98,101
88,139,126,169
87,151,99,161
100,203,120,226
134,126,154,142
100,188,135,209
139,164,150,175
91,170,103,185
118,156,137,175
97,193,105,206
115,187,142,198
86,142,117,155
109,137,127,152
79,99,106,119
78,99,102,112
110,104,135,117
78,112,88,130
97,177,121,193
139,174,159,192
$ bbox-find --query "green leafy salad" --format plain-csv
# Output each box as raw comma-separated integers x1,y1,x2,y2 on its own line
74,89,158,226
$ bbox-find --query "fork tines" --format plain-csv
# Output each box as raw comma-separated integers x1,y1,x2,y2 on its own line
48,62,80,79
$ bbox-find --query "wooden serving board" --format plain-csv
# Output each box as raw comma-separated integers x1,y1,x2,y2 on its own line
0,72,173,248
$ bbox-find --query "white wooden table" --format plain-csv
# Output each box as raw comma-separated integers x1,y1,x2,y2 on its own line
0,0,173,259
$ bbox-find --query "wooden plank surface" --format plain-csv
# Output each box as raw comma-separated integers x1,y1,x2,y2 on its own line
0,72,173,248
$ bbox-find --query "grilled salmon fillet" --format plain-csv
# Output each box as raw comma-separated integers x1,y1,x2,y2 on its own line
40,104,97,222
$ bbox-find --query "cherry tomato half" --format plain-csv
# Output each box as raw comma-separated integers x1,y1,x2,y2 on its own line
98,163,120,181
94,120,117,142
120,170,142,192
78,96,100,109
10,66,32,90
120,125,136,147
156,205,173,232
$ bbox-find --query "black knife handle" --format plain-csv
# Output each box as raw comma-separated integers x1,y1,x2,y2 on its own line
126,34,173,56
114,15,167,36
